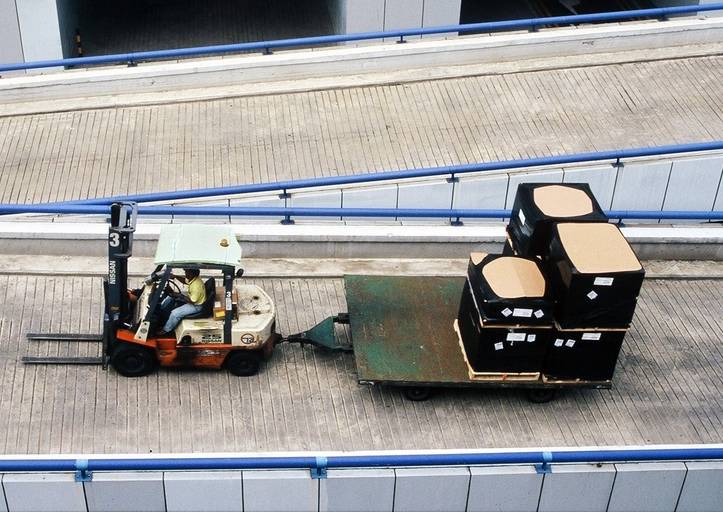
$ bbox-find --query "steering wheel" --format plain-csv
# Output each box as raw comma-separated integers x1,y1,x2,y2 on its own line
164,278,182,298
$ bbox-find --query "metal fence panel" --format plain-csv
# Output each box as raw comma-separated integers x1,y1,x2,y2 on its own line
319,469,395,512
537,464,616,512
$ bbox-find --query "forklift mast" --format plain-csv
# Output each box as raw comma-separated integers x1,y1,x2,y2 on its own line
104,202,137,366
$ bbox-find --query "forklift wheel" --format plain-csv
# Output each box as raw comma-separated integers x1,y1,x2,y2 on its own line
111,343,157,377
403,386,432,402
526,388,557,404
225,351,261,377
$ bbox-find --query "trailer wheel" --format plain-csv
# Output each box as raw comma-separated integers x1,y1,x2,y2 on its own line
403,386,432,401
526,388,557,404
225,351,261,377
111,343,157,377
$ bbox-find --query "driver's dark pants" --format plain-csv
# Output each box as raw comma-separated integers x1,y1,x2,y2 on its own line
161,297,202,333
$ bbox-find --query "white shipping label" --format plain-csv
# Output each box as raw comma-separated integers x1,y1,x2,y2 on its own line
582,332,602,341
554,338,564,347
527,334,536,342
594,277,615,286
501,308,512,317
565,339,576,348
587,291,598,300
494,342,504,351
534,309,544,318
518,209,526,225
513,308,533,318
507,333,526,342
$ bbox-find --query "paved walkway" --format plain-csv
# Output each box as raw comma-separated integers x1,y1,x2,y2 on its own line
0,273,721,454
0,55,722,204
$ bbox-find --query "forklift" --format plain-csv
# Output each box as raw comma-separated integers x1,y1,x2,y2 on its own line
23,202,280,377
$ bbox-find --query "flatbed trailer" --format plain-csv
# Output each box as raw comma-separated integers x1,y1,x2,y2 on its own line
299,275,612,402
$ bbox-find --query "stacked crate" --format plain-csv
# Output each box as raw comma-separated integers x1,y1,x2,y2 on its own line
456,252,554,380
457,183,645,383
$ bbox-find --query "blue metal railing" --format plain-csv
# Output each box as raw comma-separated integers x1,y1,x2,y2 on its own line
1,4,722,73
1,446,722,474
48,140,723,207
0,204,721,221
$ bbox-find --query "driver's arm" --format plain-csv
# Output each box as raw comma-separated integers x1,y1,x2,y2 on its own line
170,274,188,284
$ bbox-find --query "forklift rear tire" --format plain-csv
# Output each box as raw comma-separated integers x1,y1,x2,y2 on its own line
403,386,432,401
225,351,261,377
111,343,157,377
526,388,557,404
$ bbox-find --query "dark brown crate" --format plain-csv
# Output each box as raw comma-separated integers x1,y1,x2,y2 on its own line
458,284,551,373
465,253,554,326
508,183,608,257
547,223,645,328
543,328,626,381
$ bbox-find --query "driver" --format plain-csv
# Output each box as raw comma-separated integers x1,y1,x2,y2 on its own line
158,268,206,336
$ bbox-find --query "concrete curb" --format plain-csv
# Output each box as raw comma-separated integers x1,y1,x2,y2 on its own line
0,256,720,279
1,19,722,116
0,222,720,260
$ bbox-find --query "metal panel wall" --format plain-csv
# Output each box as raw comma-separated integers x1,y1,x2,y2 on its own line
343,0,385,33
242,470,318,512
14,0,64,62
393,467,470,512
229,193,286,223
342,184,398,220
537,464,616,512
0,476,7,512
662,156,723,211
467,465,543,512
2,473,86,512
397,179,453,223
0,0,23,64
84,472,166,512
384,0,424,32
563,165,619,209
676,461,723,512
611,161,672,211
289,189,343,222
452,173,509,222
714,167,723,212
505,170,564,208
607,462,686,512
422,0,462,28
164,471,243,512
172,199,231,224
319,469,395,512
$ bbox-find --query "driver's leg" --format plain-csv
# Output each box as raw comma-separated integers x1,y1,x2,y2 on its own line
162,303,202,334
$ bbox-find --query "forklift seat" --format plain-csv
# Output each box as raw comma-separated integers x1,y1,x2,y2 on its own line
185,277,216,320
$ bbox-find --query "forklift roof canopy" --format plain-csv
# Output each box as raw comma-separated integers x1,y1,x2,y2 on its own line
154,225,242,268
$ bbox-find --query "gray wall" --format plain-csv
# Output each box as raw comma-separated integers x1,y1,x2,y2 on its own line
334,0,461,34
15,0,64,62
0,0,24,64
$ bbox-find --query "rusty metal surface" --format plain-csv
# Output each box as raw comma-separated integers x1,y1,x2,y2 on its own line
345,275,471,384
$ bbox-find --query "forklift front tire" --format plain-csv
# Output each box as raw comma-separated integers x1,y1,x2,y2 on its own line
111,343,158,377
225,351,261,377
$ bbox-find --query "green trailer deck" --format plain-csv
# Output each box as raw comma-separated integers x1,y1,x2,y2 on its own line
343,275,611,400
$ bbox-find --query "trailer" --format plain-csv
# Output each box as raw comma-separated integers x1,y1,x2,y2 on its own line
292,274,611,402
